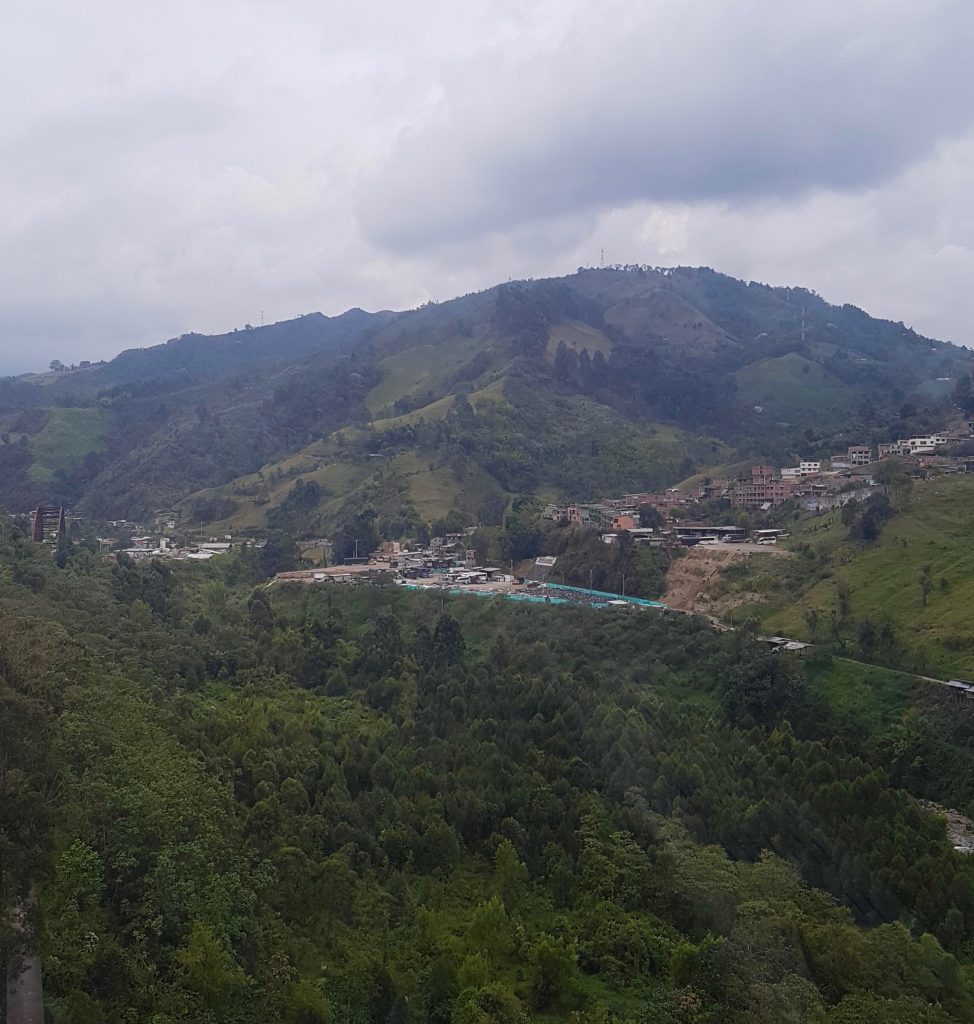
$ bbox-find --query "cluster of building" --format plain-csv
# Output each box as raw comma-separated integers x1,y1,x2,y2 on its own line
112,535,239,562
540,424,974,546
733,431,974,509
375,535,514,586
542,481,723,533
878,434,950,458
730,444,900,510
729,462,880,511
93,507,267,563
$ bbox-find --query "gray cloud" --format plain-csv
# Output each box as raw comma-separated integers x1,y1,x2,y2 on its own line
0,1,972,374
358,1,974,249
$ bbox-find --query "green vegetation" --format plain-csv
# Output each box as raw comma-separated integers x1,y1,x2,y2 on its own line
26,406,106,485
755,475,974,678
365,336,486,418
2,266,968,532
2,525,974,1021
804,658,919,737
732,353,853,416
4,266,974,1022
545,318,614,359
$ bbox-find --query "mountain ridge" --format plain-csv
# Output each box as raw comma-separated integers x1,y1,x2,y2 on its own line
1,266,971,526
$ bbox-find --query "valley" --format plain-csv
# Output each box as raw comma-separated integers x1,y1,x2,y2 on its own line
4,266,974,1023
7,4,974,1020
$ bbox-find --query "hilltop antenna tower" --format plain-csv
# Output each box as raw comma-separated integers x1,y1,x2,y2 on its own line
600,247,605,267
260,310,264,327
801,305,806,343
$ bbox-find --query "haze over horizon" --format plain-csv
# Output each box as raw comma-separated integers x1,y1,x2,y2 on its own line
2,0,973,374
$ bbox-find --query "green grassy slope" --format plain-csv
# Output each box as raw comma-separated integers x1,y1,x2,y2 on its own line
742,475,974,678
732,353,854,415
365,336,485,417
182,359,732,537
545,317,614,358
27,407,107,485
806,658,920,735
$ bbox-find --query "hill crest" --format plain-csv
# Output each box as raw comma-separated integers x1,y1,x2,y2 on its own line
1,265,971,526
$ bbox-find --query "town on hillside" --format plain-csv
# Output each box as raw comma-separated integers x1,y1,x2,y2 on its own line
19,420,974,605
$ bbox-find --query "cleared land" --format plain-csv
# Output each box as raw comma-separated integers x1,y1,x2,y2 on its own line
732,353,853,415
364,336,484,417
545,318,614,358
27,407,106,485
663,544,793,613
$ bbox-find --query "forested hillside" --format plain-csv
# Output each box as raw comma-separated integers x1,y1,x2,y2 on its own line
1,266,970,530
2,525,973,1022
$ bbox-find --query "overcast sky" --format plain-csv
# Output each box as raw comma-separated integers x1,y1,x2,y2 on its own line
2,0,973,374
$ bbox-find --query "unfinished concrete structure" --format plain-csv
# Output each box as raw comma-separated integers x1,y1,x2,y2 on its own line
30,505,65,544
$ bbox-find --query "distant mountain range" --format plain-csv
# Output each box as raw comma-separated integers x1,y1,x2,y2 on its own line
1,266,970,534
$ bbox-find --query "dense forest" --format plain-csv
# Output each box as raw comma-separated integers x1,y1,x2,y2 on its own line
2,525,973,1022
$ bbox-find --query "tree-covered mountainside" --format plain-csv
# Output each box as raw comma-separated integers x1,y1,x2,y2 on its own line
1,266,971,526
2,525,974,1022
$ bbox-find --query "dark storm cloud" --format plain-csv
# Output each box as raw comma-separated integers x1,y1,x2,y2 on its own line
358,1,974,249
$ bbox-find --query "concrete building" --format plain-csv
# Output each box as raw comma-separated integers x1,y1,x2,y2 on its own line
848,445,872,465
30,505,66,543
879,435,950,458
732,466,794,509
902,434,949,454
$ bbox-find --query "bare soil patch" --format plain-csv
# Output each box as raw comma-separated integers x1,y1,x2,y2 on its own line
663,544,791,614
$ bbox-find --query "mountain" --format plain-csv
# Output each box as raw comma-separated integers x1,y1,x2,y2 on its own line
0,308,392,512
2,306,389,404
1,266,971,528
5,272,974,1023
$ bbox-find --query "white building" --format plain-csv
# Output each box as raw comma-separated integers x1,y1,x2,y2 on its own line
902,434,948,454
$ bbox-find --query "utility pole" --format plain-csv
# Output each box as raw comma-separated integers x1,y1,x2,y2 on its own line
589,567,594,590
